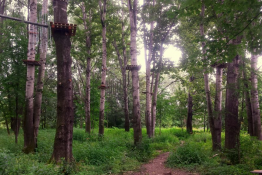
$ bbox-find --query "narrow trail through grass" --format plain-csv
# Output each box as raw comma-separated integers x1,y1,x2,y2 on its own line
123,152,198,175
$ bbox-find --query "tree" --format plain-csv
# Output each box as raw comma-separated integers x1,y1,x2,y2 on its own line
212,63,225,150
128,0,142,144
150,0,177,136
50,0,74,163
186,76,193,134
111,11,130,131
250,52,262,140
242,62,253,136
23,0,38,154
80,1,93,134
142,0,155,138
98,0,107,136
225,55,240,150
33,0,48,149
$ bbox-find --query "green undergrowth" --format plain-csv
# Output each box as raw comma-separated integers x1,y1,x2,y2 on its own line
3,127,259,174
166,131,262,175
0,127,183,175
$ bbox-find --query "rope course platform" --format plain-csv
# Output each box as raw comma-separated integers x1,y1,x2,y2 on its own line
142,91,153,95
211,63,227,68
98,84,109,89
126,65,141,71
23,60,41,66
50,22,77,37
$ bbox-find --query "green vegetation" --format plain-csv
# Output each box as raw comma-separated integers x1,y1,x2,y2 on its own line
1,128,261,175
166,132,262,175
0,128,180,175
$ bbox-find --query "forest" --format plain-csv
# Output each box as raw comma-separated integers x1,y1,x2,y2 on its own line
0,0,262,174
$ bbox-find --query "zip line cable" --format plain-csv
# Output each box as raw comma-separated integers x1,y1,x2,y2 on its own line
0,14,48,28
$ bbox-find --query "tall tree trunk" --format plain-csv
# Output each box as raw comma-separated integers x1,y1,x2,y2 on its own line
23,0,37,154
113,0,129,131
144,0,155,138
81,3,92,134
33,0,48,150
121,0,129,132
186,77,193,134
0,0,5,20
112,39,129,132
0,0,6,53
98,0,107,136
250,52,262,140
128,0,142,145
213,66,223,150
50,0,74,163
151,44,164,136
123,66,129,132
151,73,158,136
242,62,253,136
200,3,215,147
225,55,240,149
151,19,174,136
15,93,21,143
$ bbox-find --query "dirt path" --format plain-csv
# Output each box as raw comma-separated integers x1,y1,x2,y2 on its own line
123,152,199,175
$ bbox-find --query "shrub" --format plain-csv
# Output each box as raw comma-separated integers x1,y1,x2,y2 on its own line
151,133,179,150
202,164,251,175
0,149,58,175
170,128,190,140
166,142,209,166
189,132,211,143
126,139,153,162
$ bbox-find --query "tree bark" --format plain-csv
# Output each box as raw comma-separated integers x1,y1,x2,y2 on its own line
122,0,130,132
0,0,6,52
128,0,142,145
144,0,155,138
186,77,193,134
151,72,159,137
112,38,129,132
33,0,48,150
15,93,21,143
151,44,165,136
81,3,92,134
112,0,130,132
23,0,37,154
151,19,174,136
50,0,74,163
213,66,222,150
250,52,262,140
200,3,215,148
0,0,5,19
242,63,253,136
98,0,107,136
225,55,240,149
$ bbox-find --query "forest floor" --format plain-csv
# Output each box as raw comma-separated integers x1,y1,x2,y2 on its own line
122,152,199,175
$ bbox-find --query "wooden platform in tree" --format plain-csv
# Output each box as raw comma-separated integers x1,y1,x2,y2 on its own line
23,60,41,66
50,22,77,37
98,84,108,89
142,91,153,95
211,63,227,68
126,65,141,71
